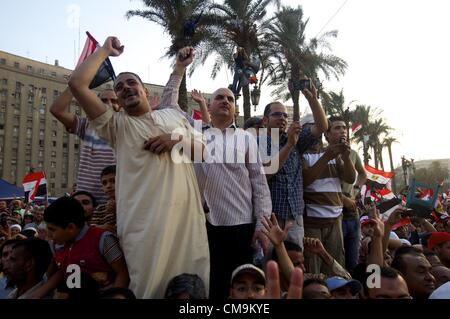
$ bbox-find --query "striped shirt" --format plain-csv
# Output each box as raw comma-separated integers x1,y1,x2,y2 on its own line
303,151,343,220
69,116,116,205
90,202,116,227
194,124,272,228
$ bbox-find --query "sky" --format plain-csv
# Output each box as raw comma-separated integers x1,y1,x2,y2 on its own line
1,0,449,169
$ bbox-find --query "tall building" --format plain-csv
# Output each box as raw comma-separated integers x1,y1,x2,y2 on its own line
0,50,211,197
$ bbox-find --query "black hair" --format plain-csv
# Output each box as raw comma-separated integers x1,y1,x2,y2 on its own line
44,197,85,229
115,72,145,87
165,273,207,299
100,165,116,179
67,272,101,300
13,238,52,280
362,266,403,295
326,116,346,133
99,287,137,299
391,246,424,275
271,241,302,262
0,239,22,255
71,191,97,208
303,278,328,289
263,102,280,117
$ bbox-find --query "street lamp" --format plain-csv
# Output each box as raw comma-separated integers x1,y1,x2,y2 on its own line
251,87,261,112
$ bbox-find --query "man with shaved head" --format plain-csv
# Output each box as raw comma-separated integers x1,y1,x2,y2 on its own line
68,36,210,299
193,86,271,300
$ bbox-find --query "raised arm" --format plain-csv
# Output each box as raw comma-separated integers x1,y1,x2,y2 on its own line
264,122,301,180
49,87,76,130
261,214,295,284
301,81,328,137
159,47,195,110
191,89,211,124
69,37,124,119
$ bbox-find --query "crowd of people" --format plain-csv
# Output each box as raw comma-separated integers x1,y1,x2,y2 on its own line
0,37,449,300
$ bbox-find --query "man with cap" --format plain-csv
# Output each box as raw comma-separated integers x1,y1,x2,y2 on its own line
9,225,21,238
428,232,450,268
229,264,266,299
326,276,362,299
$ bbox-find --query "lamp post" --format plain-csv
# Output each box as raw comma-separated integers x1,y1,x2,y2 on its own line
250,87,261,112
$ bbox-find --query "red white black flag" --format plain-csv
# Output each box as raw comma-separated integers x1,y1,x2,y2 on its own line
23,171,47,203
365,165,395,190
77,31,116,89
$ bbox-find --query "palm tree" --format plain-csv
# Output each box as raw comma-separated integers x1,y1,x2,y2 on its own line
321,89,355,137
367,119,391,169
351,104,382,165
208,0,280,121
383,136,398,192
265,6,347,121
126,0,216,111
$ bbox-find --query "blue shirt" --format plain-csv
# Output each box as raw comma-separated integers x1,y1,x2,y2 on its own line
261,127,317,220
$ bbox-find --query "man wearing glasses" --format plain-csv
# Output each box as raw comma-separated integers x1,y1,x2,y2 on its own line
260,81,328,251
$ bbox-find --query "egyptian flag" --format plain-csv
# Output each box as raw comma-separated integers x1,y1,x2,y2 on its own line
23,172,47,203
365,165,395,190
351,122,362,135
77,31,116,89
375,188,396,200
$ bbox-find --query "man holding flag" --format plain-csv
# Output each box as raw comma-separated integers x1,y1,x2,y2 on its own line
68,36,210,299
50,32,118,205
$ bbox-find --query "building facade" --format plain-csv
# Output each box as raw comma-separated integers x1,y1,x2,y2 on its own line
0,50,211,197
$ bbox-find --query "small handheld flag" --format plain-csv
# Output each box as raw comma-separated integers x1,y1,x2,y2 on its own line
77,31,116,89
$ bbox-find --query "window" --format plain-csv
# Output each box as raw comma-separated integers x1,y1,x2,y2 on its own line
38,150,44,157
0,89,6,97
74,143,79,150
14,62,19,69
0,58,5,65
41,96,47,105
39,140,44,147
41,87,46,94
38,68,45,75
39,105,45,115
13,126,19,136
53,90,59,97
50,183,55,189
39,129,44,138
50,172,56,178
52,130,57,137
52,141,56,147
38,161,43,168
26,128,32,136
27,65,33,72
51,151,56,157
51,71,56,77
51,161,56,168
63,142,68,148
1,79,7,85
